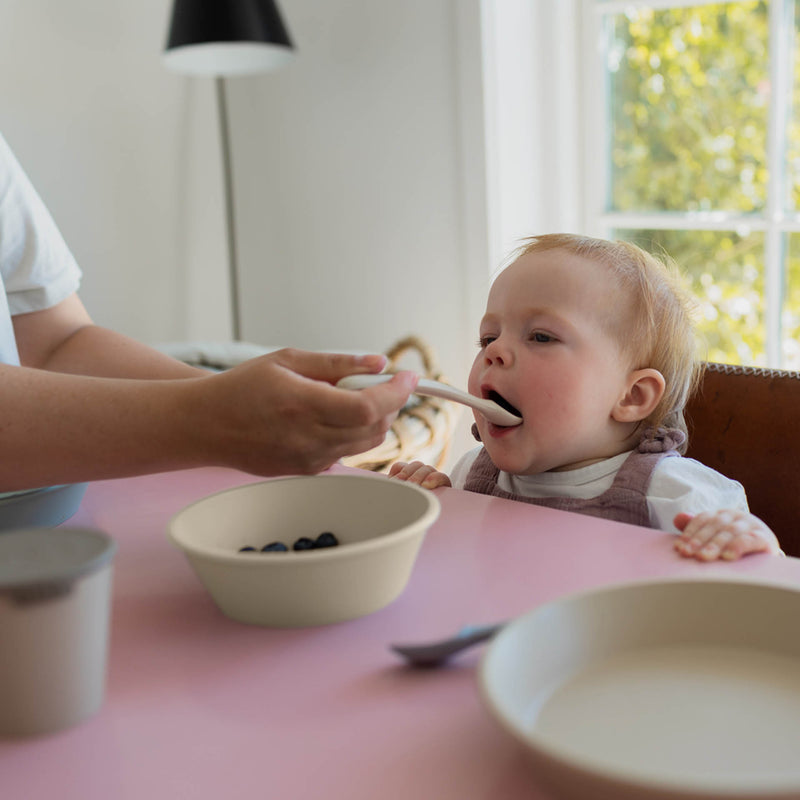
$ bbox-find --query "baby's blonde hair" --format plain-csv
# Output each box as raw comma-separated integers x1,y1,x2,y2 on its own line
513,234,702,451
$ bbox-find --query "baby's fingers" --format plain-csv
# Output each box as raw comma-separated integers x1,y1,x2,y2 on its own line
674,509,779,561
674,511,718,559
674,512,742,560
673,512,693,532
716,532,771,561
388,461,409,478
388,461,450,489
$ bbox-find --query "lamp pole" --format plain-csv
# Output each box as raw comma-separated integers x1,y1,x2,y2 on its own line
163,0,295,343
215,76,242,341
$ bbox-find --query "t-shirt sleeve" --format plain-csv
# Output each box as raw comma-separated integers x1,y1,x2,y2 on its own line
647,456,749,534
0,134,82,315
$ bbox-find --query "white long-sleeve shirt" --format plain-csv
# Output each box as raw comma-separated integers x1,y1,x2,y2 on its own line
450,447,748,534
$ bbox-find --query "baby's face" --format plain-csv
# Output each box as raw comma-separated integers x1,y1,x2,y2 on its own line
468,248,638,474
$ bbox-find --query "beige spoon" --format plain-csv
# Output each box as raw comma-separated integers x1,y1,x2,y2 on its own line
336,374,522,427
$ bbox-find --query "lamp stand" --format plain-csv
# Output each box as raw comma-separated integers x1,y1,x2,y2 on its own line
215,76,242,341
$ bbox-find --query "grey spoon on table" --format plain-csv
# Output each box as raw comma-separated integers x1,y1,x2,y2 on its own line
390,622,506,667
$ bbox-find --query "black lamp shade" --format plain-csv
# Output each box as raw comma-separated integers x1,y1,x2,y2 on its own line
164,0,295,76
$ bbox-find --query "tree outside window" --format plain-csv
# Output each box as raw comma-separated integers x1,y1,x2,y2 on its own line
589,0,800,367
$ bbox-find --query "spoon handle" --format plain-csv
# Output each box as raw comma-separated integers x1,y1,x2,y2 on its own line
336,374,522,427
390,621,506,667
454,622,505,641
337,373,472,404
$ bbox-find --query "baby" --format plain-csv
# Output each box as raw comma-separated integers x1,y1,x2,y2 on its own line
390,234,779,561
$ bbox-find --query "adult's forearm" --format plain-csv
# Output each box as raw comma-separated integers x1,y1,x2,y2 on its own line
0,364,208,490
0,347,418,492
38,324,207,379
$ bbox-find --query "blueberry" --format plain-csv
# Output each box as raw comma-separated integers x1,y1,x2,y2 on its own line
314,532,339,548
292,537,316,551
238,546,257,553
261,542,288,552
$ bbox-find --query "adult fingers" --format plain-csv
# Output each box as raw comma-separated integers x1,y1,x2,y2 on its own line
315,370,418,430
271,348,388,383
356,370,418,420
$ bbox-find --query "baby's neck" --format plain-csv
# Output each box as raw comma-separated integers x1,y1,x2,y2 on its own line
547,452,629,472
547,426,641,473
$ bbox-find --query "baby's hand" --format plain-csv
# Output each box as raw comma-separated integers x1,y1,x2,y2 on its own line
673,509,780,561
388,460,451,489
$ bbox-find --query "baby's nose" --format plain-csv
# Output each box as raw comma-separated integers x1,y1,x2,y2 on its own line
485,340,512,366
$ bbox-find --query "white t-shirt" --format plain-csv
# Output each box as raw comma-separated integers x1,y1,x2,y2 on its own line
449,446,748,534
0,133,82,365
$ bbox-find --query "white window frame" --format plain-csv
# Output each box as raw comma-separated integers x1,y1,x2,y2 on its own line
478,0,584,269
581,0,800,367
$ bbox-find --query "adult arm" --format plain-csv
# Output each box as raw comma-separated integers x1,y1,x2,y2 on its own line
12,293,205,378
3,295,417,489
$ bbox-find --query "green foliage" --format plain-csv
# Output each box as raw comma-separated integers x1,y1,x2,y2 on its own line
785,235,800,364
609,2,769,213
607,2,800,368
616,228,766,365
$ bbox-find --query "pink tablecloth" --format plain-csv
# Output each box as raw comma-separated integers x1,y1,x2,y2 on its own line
2,465,799,800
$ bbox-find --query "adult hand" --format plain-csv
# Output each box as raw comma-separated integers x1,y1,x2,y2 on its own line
200,348,419,476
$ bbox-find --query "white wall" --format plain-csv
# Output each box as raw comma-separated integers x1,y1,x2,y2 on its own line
228,0,487,385
0,0,491,355
482,0,583,267
0,0,201,341
0,0,497,466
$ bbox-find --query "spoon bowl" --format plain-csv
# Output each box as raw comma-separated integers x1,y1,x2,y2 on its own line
336,374,522,427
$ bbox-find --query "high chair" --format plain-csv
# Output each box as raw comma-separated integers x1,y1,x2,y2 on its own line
684,362,800,557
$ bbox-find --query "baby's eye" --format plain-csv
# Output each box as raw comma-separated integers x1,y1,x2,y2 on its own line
477,335,497,348
530,331,555,343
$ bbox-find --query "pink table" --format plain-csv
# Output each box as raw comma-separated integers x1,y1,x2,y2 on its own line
3,465,800,799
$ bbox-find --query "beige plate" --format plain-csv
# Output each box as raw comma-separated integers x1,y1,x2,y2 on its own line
479,577,800,800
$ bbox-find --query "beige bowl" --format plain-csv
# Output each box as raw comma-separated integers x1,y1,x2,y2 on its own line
167,473,440,627
479,578,800,800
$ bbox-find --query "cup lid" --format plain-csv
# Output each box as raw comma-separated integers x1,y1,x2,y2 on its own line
0,527,116,591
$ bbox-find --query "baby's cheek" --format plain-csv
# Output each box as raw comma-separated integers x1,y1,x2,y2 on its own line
467,370,484,400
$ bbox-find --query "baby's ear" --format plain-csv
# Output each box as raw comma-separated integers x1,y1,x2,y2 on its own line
612,368,665,423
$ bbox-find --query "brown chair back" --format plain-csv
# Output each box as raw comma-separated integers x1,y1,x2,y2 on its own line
684,362,800,557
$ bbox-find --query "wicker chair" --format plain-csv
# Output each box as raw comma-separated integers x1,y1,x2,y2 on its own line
340,336,460,473
684,362,800,557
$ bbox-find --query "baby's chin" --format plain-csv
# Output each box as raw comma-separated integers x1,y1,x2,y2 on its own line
481,441,539,475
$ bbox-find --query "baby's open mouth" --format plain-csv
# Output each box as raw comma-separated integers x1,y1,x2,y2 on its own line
487,390,522,421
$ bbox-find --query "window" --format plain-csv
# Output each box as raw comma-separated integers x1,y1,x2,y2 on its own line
582,0,800,368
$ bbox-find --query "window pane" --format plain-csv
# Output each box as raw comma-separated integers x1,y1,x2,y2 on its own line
615,229,766,365
789,0,800,212
607,2,769,214
784,234,800,367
